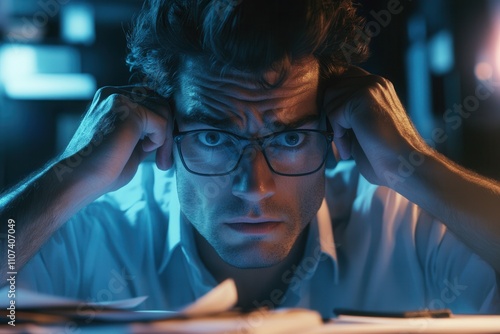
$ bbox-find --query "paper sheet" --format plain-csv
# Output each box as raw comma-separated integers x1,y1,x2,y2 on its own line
0,287,146,309
1,279,238,323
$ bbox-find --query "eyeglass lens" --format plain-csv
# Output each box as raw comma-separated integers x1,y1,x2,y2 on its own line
177,129,331,176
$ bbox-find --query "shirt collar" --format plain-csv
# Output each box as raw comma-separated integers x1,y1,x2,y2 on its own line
156,170,218,296
315,198,339,284
157,168,181,273
289,198,339,288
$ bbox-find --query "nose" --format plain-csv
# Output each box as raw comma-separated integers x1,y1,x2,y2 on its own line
232,146,276,202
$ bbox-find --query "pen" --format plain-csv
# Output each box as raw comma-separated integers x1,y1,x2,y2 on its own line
333,308,452,318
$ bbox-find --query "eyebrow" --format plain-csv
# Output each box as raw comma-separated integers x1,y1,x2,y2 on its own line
179,108,237,129
269,113,320,131
180,107,320,131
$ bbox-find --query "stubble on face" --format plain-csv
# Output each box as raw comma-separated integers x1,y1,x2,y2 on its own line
176,169,325,267
174,56,326,268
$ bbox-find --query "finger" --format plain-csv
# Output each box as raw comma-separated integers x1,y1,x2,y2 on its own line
137,105,168,151
326,142,339,169
110,141,152,191
330,141,340,162
156,105,174,171
91,86,142,107
141,137,158,152
323,66,374,114
128,89,173,169
350,135,381,185
112,85,161,101
333,130,352,160
131,140,151,166
119,91,172,170
328,104,352,160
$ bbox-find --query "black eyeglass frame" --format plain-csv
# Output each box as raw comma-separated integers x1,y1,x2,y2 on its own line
173,118,334,177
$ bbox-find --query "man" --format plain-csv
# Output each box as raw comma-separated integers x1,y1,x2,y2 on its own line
1,0,499,318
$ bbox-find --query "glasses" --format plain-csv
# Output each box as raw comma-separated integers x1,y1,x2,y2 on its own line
174,121,333,177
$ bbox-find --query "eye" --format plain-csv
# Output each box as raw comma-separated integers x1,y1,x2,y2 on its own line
284,133,300,146
275,132,306,147
197,131,227,147
194,131,234,148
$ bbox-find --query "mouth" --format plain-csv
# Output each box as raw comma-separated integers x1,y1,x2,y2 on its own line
226,222,281,234
224,217,282,234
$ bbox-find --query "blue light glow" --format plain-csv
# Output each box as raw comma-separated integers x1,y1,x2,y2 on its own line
4,73,96,100
406,16,434,139
428,30,454,75
0,44,96,100
61,3,95,45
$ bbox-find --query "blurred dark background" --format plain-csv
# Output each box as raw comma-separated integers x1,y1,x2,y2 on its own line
0,0,499,191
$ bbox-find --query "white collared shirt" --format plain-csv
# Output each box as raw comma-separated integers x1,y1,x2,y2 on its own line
17,161,500,317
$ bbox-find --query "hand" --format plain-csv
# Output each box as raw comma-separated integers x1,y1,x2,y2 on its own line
323,67,429,187
324,67,500,273
56,86,173,194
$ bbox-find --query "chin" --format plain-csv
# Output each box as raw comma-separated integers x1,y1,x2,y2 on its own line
218,245,290,269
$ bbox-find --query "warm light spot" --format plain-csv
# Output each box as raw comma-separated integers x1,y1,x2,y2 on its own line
475,62,493,80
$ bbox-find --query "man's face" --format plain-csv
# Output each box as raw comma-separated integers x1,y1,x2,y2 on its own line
173,56,326,268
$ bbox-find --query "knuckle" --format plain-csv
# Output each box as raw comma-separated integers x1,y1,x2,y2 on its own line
107,93,132,108
366,74,388,87
107,93,123,103
98,86,137,101
130,85,149,99
360,75,394,97
91,86,125,109
94,86,115,100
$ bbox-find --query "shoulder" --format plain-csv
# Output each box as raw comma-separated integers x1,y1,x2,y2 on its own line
325,160,418,224
19,163,178,296
25,163,176,262
64,162,176,253
75,162,175,222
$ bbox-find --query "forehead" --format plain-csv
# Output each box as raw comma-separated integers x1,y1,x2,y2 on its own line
173,56,320,133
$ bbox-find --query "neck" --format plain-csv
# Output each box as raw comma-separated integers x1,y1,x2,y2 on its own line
193,225,309,311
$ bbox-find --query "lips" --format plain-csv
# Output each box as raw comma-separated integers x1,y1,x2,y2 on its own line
225,217,281,224
224,217,282,234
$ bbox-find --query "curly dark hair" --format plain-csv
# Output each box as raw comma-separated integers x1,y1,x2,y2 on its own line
127,0,370,97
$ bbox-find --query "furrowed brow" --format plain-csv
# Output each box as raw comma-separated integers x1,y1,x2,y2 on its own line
179,108,237,129
270,114,320,131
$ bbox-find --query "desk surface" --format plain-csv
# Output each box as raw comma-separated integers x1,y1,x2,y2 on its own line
2,282,499,333
2,313,500,334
